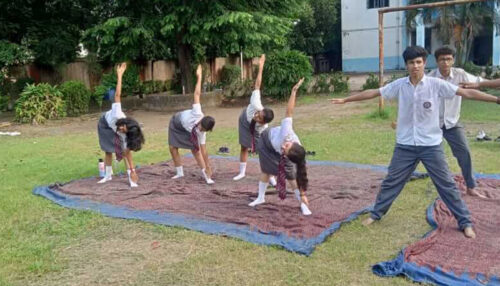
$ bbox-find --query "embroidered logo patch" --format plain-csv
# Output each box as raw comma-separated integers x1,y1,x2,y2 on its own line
423,101,432,109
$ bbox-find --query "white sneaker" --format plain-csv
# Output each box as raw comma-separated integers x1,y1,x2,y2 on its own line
476,130,486,140
97,177,112,184
172,174,184,179
249,197,265,207
233,173,246,181
206,178,215,185
300,203,312,216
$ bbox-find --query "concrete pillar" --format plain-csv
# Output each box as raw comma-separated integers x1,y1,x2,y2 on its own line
416,14,425,48
493,1,500,66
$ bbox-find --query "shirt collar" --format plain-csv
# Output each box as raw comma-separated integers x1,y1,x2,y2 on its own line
437,68,454,79
406,74,427,86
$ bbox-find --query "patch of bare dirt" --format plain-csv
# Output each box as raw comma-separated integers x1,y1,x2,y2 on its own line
0,97,376,138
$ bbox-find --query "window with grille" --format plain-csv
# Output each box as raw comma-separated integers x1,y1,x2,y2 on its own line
367,0,390,9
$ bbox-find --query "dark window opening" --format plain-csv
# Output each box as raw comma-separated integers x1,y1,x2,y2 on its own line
367,0,390,9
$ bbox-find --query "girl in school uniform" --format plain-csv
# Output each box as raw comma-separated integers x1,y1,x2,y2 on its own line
249,78,312,216
233,54,275,182
97,62,145,187
168,64,215,184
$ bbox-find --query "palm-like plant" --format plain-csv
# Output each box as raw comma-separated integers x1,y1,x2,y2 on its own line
406,0,499,65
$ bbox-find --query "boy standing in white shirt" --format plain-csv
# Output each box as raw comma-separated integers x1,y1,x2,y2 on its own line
428,45,486,198
332,46,500,238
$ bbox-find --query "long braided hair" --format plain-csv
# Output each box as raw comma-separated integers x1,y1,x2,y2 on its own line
287,143,308,191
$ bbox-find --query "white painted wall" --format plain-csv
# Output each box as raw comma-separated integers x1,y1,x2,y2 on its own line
341,0,408,71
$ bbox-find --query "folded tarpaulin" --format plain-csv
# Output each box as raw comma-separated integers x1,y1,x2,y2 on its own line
373,175,500,286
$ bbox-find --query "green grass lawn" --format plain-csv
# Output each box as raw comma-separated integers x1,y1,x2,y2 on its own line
0,95,499,285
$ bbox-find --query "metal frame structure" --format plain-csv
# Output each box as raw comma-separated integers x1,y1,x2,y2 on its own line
377,0,486,111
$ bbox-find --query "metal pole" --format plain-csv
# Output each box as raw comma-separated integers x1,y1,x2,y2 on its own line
376,0,484,113
378,0,485,13
378,11,385,113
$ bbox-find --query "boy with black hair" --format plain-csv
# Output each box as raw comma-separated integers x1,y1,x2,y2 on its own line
332,46,500,238
428,45,486,198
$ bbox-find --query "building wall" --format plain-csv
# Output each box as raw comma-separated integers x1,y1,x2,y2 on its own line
342,0,409,72
341,0,442,72
342,0,500,72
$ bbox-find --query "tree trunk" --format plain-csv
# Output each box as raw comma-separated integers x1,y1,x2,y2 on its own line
176,32,194,94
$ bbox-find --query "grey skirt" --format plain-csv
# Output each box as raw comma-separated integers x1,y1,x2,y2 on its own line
98,114,123,153
238,108,256,149
168,113,194,150
257,129,296,179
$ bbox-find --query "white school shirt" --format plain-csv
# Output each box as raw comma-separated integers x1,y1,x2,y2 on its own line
245,90,268,134
269,117,301,154
104,102,127,148
179,103,207,145
427,68,483,129
105,103,126,132
379,75,458,146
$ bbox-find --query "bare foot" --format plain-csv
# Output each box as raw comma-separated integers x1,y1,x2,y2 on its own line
466,188,487,199
362,217,375,226
463,226,476,239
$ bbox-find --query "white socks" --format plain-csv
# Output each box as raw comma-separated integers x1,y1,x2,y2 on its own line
98,166,113,183
98,166,139,189
171,166,214,184
233,162,247,181
127,169,138,188
249,181,268,207
294,188,312,215
269,176,277,187
201,169,215,185
294,189,301,202
172,166,184,179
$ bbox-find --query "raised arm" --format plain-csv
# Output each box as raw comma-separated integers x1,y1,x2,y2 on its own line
114,62,127,103
254,54,265,90
193,64,202,104
286,78,304,118
330,88,380,104
460,78,500,89
456,87,500,104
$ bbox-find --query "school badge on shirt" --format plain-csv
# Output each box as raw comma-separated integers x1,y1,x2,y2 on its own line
423,101,432,109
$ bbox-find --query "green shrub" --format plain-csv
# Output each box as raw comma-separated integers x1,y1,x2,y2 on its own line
312,74,332,94
140,80,171,94
362,73,380,90
92,63,141,105
220,65,241,86
15,83,66,124
222,79,253,98
330,72,349,93
384,73,406,85
58,81,91,116
263,50,313,99
0,77,35,111
462,61,482,76
491,71,500,79
483,65,500,80
308,73,349,94
122,64,141,94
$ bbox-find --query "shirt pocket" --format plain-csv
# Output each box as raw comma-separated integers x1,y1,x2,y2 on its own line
416,89,436,113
